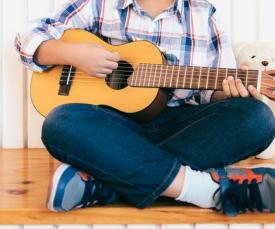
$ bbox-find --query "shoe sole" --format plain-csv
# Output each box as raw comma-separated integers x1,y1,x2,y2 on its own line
229,163,275,169
46,163,71,212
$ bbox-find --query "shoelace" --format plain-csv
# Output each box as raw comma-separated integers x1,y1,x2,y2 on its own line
81,177,119,208
215,178,265,216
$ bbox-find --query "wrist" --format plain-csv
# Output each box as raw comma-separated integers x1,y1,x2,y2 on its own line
35,40,77,66
211,91,227,102
59,42,78,66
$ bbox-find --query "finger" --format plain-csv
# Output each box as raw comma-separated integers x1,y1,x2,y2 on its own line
95,73,107,78
240,65,249,71
106,51,120,62
104,60,119,70
248,85,263,101
236,79,250,97
222,79,231,98
100,68,113,75
227,76,240,97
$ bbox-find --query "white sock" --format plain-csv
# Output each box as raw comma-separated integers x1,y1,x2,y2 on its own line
175,166,220,208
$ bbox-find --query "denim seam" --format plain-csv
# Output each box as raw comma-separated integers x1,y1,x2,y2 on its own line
157,113,216,147
42,139,148,192
137,158,181,207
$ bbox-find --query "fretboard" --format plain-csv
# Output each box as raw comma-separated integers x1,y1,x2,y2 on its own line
128,64,259,90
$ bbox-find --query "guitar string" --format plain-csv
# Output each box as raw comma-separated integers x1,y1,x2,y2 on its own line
58,76,260,84
57,81,273,91
58,79,271,87
59,76,274,84
58,77,262,84
58,76,262,83
60,65,261,73
61,63,261,71
60,68,261,75
59,70,261,78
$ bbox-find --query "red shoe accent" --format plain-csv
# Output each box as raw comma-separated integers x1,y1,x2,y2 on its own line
79,171,95,181
211,169,263,184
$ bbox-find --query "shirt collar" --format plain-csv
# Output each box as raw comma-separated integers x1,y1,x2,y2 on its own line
116,0,184,24
116,0,134,10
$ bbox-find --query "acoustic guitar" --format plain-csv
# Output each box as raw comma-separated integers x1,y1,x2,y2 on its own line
31,29,275,123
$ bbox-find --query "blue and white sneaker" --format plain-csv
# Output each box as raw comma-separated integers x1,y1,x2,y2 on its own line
47,163,119,212
210,167,275,216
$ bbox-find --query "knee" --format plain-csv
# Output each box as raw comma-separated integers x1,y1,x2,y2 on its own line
236,98,275,145
41,103,99,143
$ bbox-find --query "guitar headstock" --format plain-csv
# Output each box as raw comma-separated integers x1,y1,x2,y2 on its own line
261,70,275,100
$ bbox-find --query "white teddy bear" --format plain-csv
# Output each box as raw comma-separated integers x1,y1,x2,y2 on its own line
234,42,275,159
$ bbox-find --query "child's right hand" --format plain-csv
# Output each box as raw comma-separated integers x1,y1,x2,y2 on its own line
67,43,120,78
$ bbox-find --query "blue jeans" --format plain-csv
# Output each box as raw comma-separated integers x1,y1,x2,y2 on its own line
41,97,275,208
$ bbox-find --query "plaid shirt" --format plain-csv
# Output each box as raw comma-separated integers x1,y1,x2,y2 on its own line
15,0,236,106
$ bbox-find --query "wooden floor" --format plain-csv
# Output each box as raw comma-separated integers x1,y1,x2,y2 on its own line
0,148,275,224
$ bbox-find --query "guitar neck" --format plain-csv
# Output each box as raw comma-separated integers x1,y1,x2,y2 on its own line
128,64,260,90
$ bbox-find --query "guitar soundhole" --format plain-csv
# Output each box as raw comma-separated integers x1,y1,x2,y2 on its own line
106,61,133,90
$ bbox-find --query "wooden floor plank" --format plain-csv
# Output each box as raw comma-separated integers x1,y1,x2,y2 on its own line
0,148,275,224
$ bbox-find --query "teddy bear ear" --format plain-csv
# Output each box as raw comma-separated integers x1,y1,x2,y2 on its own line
233,42,247,57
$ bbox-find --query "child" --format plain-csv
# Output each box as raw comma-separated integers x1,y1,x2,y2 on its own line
16,0,275,216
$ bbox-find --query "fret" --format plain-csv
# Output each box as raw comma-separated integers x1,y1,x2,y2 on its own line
225,68,228,80
235,68,238,80
153,64,158,87
183,66,187,88
176,65,181,88
147,64,153,87
245,70,249,88
190,66,195,88
158,65,163,87
206,67,210,89
143,64,149,87
138,64,144,87
134,64,140,86
170,65,175,88
215,68,219,89
197,67,202,89
132,65,138,85
163,65,169,87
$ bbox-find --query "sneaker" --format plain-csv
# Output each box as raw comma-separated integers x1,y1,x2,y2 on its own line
210,167,275,216
47,163,119,212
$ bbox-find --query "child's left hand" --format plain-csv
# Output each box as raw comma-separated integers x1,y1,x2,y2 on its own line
222,76,263,101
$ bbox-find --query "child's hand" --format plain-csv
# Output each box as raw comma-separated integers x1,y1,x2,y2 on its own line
68,43,120,78
222,76,263,101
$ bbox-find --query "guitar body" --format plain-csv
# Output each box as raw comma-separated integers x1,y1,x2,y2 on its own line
31,30,168,123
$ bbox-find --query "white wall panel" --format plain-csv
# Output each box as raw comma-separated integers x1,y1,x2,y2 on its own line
93,225,125,229
258,0,275,42
24,226,55,229
195,225,228,229
127,226,156,229
2,0,27,148
27,0,51,21
161,225,194,229
264,225,275,229
26,0,52,147
0,0,3,147
229,225,263,229
58,225,90,229
0,227,21,229
231,0,259,43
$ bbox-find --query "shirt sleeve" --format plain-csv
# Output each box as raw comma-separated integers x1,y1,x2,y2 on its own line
15,0,98,72
199,4,237,104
